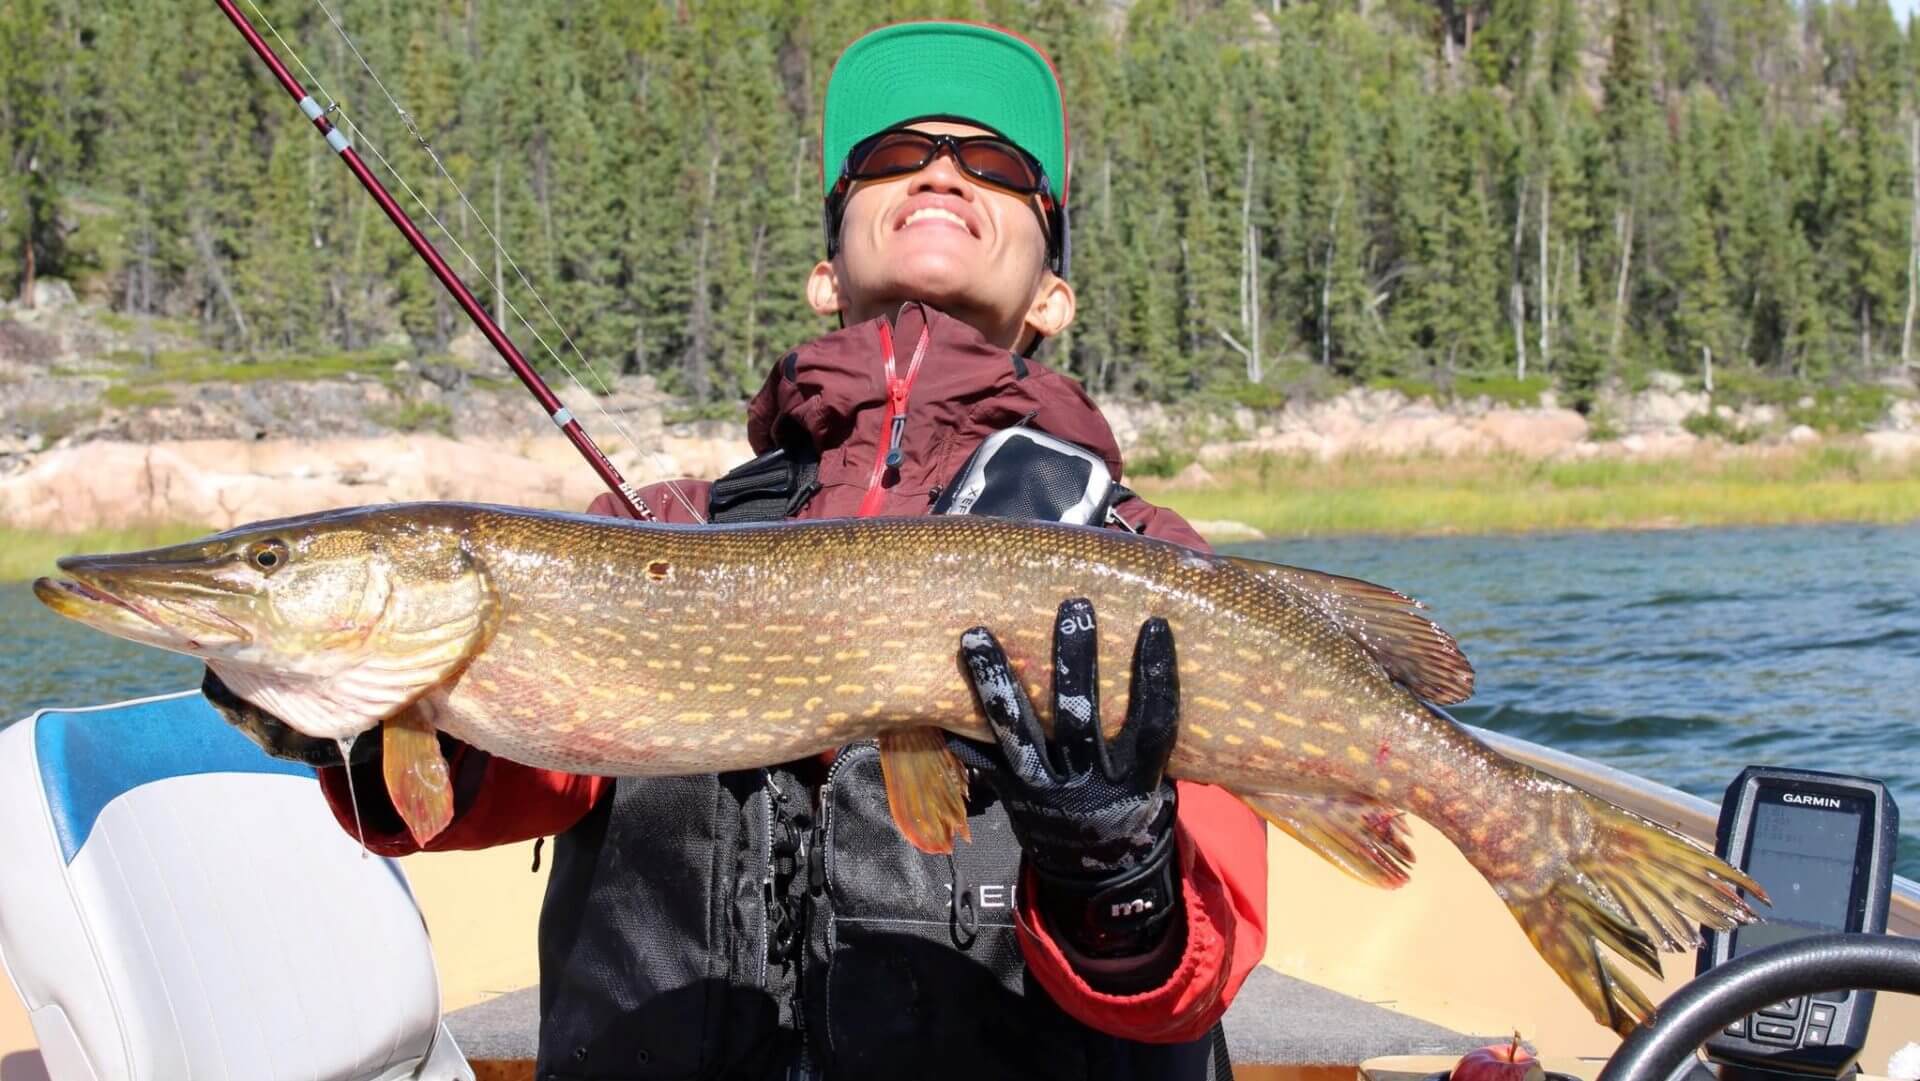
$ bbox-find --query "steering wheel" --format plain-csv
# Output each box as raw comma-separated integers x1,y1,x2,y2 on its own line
1597,933,1920,1081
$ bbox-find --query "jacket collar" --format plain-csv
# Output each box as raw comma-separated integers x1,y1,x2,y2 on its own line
743,303,1127,480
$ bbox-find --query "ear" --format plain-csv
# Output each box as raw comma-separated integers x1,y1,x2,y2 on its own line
1022,272,1077,342
806,259,845,317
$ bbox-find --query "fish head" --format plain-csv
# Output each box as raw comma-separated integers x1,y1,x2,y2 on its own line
34,506,497,742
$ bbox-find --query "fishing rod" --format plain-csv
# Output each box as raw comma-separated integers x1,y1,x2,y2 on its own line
211,0,662,521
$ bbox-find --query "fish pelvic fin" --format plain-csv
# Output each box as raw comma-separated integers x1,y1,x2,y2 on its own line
879,727,973,854
1242,790,1414,888
1494,781,1768,1037
382,691,455,847
1226,559,1474,705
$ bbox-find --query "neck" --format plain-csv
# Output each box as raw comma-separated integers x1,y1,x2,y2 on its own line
843,296,1029,351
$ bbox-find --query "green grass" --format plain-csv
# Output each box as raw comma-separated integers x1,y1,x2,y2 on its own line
371,400,454,435
1135,444,1920,537
100,345,409,386
102,385,176,409
0,524,214,582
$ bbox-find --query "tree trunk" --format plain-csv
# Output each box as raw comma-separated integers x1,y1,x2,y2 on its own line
1904,112,1918,370
1512,177,1529,379
1539,174,1550,372
1322,187,1343,368
21,221,33,310
1610,205,1634,362
682,152,722,401
192,218,251,348
492,161,506,329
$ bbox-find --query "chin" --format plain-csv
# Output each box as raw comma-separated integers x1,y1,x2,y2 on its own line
878,257,990,309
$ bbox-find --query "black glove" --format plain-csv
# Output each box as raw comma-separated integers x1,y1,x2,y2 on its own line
951,598,1182,964
201,666,376,768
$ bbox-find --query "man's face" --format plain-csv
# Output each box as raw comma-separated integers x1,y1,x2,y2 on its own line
815,120,1066,347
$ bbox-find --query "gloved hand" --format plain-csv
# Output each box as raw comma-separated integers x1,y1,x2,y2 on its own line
201,666,376,768
950,598,1182,964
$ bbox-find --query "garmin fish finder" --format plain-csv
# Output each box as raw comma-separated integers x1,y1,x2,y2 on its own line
1696,766,1899,1081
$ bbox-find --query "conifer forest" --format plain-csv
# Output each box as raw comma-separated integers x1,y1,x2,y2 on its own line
4,0,1919,409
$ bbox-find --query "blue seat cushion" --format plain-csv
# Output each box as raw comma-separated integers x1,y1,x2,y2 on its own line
34,691,315,863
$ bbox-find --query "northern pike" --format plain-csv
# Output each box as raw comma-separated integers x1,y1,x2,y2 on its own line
34,501,1763,1035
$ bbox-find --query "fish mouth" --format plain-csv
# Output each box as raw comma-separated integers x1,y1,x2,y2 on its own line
34,571,249,652
35,575,156,624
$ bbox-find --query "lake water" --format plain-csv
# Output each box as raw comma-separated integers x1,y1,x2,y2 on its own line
3,521,1916,877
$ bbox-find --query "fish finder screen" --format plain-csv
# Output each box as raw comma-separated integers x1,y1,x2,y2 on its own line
1731,794,1865,957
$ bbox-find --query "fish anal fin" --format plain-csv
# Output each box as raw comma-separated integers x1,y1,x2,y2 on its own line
1228,558,1475,705
382,694,454,847
878,727,972,855
1243,790,1414,888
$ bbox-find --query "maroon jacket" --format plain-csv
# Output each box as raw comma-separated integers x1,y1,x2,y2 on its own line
320,303,1268,1043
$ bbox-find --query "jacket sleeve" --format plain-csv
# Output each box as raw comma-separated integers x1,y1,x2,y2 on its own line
1012,495,1271,1042
314,477,711,856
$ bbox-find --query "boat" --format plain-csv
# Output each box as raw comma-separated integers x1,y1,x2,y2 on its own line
2,688,1913,1081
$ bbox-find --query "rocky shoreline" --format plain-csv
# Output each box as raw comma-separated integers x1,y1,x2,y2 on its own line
5,292,1919,534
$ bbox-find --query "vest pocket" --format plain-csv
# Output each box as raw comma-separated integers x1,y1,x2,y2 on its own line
806,745,1091,1081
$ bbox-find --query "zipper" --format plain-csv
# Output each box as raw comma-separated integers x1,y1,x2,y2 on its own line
855,317,931,517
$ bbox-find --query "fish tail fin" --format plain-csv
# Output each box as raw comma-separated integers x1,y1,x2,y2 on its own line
1494,782,1767,1037
1242,790,1415,889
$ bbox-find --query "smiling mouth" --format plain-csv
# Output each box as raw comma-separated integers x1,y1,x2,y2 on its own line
898,207,977,236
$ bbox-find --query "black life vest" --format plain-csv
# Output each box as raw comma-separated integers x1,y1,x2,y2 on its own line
532,437,1232,1081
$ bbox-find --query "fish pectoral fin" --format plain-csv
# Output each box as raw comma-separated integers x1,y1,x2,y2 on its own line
878,727,972,855
382,694,455,847
1242,790,1414,888
1226,558,1474,705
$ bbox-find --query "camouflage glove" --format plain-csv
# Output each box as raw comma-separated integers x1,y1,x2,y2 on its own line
950,598,1182,963
201,666,376,768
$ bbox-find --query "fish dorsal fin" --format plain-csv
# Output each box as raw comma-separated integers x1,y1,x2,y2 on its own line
1227,558,1475,705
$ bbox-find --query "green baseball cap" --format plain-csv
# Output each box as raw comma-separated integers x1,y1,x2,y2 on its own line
822,21,1070,205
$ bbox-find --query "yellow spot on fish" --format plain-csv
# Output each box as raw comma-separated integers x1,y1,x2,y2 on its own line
1412,786,1434,804
1376,778,1394,794
721,653,750,663
804,655,823,665
804,697,824,711
1346,745,1369,764
1216,671,1247,686
814,634,833,645
1224,734,1245,745
594,628,627,643
694,644,713,655
836,684,866,696
607,657,628,670
894,684,926,697
1194,695,1232,712
646,660,666,670
727,708,750,720
587,687,617,700
764,654,794,663
657,691,676,702
814,674,832,685
495,634,516,648
1358,714,1381,729
1240,700,1267,716
673,711,713,723
1188,723,1215,740
934,699,956,711
571,651,599,667
531,628,558,647
826,712,850,723
835,649,871,661
1319,721,1346,734
1389,759,1411,774
476,678,499,693
706,682,735,693
871,663,899,674
1259,735,1286,749
506,614,524,624
862,703,885,717
774,676,810,687
761,709,793,721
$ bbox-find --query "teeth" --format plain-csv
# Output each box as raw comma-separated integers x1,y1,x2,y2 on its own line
904,207,968,230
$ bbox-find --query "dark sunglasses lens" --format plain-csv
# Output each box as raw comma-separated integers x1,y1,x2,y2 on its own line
958,141,1042,192
850,132,935,178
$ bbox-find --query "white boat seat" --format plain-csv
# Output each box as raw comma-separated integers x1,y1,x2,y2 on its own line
0,690,472,1081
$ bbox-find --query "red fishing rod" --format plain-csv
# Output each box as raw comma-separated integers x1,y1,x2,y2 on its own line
212,0,658,521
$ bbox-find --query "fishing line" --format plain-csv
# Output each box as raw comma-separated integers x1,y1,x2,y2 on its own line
248,0,707,522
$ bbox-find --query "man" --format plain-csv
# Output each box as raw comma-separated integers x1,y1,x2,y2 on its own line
220,20,1267,1080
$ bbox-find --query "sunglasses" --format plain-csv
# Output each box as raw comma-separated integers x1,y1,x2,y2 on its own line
840,129,1051,198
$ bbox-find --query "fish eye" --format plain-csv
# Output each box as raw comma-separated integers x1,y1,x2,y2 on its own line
247,539,289,573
